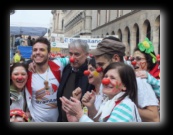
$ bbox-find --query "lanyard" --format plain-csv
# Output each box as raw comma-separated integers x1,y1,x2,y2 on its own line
36,66,49,90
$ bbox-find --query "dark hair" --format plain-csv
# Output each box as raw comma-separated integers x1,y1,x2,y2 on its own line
10,63,28,85
28,36,31,39
33,36,51,53
88,57,96,68
133,47,156,71
103,62,138,105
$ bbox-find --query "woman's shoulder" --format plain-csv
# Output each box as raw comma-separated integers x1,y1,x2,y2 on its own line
117,97,135,110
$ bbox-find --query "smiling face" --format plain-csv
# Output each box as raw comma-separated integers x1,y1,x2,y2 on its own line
11,66,28,91
69,46,88,69
102,69,126,99
133,51,148,71
32,42,50,66
87,64,102,86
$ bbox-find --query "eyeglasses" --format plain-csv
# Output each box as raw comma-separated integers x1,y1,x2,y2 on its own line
134,56,145,61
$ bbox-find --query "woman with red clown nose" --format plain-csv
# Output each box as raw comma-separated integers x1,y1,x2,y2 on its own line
60,62,141,122
10,63,31,121
72,57,106,116
133,37,160,99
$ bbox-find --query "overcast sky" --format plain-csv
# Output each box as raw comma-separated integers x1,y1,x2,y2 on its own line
10,10,52,28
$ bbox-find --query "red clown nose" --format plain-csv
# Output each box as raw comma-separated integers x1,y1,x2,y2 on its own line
102,78,110,85
83,70,90,76
131,60,137,66
70,57,75,63
17,76,23,81
96,67,103,72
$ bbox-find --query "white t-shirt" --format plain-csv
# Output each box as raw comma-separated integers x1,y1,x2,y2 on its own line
95,84,106,110
26,58,69,122
136,77,159,108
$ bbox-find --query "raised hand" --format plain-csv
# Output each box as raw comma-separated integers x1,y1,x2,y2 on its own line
72,87,82,100
28,61,36,73
81,90,96,109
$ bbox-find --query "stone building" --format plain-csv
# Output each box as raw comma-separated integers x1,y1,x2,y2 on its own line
51,10,160,55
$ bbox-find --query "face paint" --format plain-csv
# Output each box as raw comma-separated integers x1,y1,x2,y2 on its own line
93,70,99,77
13,69,27,74
134,51,142,56
17,76,24,81
115,81,122,90
134,51,147,70
11,67,28,91
110,81,122,94
139,61,147,69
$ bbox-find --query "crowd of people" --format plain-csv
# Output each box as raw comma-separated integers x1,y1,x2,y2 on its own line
10,36,160,122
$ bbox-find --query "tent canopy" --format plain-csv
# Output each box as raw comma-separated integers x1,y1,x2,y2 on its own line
10,26,48,36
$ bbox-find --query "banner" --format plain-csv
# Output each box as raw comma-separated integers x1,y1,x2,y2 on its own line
51,37,102,49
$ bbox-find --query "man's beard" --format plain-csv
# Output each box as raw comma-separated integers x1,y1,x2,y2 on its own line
34,57,49,66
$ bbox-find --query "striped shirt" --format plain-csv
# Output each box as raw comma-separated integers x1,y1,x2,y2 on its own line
79,96,141,122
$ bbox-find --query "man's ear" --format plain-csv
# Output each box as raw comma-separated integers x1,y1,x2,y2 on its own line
48,52,51,59
112,54,120,62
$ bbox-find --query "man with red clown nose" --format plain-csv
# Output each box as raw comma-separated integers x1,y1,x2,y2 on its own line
60,36,160,122
27,38,94,122
57,39,95,122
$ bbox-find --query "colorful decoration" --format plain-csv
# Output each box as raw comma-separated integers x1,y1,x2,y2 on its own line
69,57,75,63
138,37,157,63
102,78,110,85
115,81,122,90
83,70,90,76
131,60,137,66
10,109,30,122
17,76,23,81
93,70,99,77
96,67,103,72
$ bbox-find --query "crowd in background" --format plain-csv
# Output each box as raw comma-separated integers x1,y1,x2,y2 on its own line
10,36,160,123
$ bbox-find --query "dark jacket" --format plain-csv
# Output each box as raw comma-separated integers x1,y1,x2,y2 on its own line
57,59,94,122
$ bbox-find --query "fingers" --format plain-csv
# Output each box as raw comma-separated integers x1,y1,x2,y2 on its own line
70,96,79,103
91,90,96,95
135,71,147,78
72,87,82,100
28,61,36,73
81,92,91,103
60,97,70,112
73,87,82,96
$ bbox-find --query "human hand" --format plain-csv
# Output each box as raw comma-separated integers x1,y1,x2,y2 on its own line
28,61,36,73
81,90,96,109
60,96,84,120
72,87,82,100
66,112,78,122
135,70,148,79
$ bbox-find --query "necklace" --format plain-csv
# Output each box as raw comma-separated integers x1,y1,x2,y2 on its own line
36,66,50,90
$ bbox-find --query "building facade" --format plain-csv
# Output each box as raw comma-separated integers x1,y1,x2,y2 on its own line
51,10,160,55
